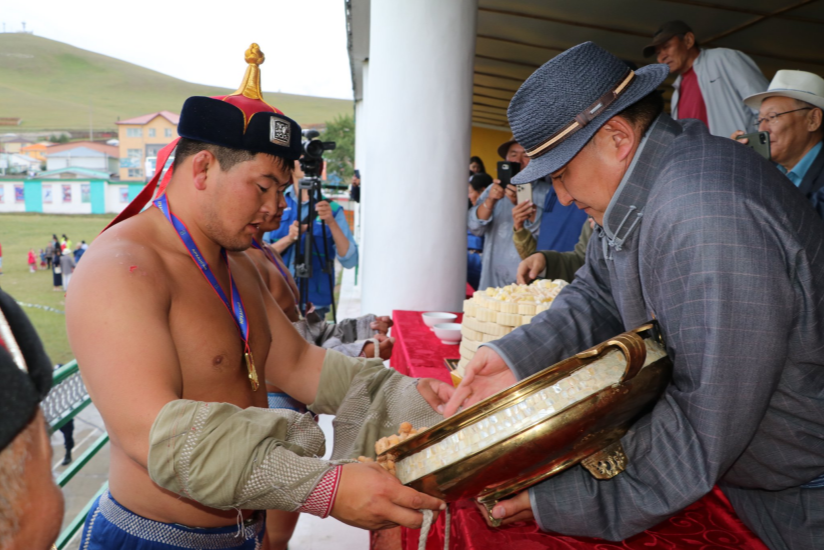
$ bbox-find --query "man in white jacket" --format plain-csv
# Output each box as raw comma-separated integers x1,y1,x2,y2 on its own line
643,20,768,138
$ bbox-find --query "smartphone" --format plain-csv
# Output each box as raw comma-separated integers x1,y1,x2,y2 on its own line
497,161,521,187
516,182,533,205
740,131,771,160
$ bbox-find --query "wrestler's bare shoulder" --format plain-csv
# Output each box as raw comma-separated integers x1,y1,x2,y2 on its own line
73,211,176,301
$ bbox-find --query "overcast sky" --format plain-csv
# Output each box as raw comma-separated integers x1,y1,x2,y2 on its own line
2,0,354,100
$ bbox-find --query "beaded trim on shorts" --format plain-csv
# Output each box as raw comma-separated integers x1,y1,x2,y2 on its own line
97,491,264,549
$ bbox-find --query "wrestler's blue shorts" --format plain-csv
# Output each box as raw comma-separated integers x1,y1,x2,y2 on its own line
79,491,265,549
267,391,307,413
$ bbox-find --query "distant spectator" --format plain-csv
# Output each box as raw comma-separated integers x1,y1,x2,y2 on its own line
73,243,86,264
467,173,492,289
732,70,824,218
80,240,88,251
59,249,75,291
468,171,490,208
644,20,768,138
517,218,594,285
469,156,486,177
27,249,37,273
39,249,46,269
44,242,53,269
468,137,551,289
349,169,361,203
51,251,62,292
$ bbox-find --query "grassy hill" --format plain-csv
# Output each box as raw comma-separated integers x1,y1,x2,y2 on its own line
0,34,352,132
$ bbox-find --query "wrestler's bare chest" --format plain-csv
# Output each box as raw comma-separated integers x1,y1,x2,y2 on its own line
165,256,271,408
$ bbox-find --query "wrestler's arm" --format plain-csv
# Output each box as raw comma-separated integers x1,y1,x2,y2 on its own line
66,242,180,469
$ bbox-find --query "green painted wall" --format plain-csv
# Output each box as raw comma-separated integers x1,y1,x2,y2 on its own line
90,180,106,214
128,183,144,201
24,180,42,212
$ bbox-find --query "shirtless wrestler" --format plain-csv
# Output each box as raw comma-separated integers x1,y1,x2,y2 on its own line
65,45,449,550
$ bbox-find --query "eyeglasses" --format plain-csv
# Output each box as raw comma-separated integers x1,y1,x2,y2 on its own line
756,107,812,127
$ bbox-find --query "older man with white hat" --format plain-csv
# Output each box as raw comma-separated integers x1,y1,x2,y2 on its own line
732,70,824,217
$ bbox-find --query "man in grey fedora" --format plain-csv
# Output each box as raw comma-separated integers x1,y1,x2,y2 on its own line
443,42,822,550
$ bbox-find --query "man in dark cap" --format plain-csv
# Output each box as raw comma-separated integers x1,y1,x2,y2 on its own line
643,20,767,138
445,42,822,550
0,289,64,549
67,44,448,549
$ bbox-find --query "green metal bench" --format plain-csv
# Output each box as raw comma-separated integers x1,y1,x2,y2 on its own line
44,361,109,550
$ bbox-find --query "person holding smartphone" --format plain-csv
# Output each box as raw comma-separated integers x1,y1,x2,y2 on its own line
730,70,823,218
468,137,551,290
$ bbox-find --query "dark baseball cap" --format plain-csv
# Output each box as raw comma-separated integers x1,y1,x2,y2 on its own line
642,21,695,58
497,136,519,160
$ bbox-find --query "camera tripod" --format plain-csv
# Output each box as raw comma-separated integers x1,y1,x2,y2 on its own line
294,175,337,324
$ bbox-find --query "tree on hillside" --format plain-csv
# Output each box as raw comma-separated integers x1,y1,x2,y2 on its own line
320,114,354,183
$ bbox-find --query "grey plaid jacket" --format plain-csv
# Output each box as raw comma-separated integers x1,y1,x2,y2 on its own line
486,115,823,550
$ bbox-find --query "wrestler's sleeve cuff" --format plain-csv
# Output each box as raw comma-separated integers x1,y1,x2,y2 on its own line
297,465,343,518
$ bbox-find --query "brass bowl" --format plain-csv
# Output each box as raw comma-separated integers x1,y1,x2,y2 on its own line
380,323,672,525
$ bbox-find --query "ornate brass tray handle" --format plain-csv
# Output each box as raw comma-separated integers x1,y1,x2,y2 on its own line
380,323,672,527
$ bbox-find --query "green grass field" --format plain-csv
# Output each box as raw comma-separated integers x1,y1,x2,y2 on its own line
0,34,352,131
0,213,113,364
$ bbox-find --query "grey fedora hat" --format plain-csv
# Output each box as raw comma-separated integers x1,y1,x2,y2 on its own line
508,42,669,185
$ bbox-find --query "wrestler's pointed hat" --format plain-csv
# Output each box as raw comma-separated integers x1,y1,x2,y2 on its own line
104,43,302,231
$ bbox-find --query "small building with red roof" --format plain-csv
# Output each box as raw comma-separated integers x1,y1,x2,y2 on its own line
115,111,179,181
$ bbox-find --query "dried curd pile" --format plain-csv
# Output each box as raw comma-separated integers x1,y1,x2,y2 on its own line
358,422,429,477
456,279,568,381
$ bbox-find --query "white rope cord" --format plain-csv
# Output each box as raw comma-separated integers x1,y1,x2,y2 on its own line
418,505,450,550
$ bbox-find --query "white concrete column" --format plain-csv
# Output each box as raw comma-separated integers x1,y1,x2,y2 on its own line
353,61,369,249
361,0,477,315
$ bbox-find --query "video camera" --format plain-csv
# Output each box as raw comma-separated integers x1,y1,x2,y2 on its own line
299,129,336,180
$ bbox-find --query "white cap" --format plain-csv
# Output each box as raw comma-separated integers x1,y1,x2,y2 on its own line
744,70,824,110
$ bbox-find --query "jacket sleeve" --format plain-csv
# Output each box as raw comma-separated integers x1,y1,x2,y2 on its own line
525,179,803,540
468,185,494,237
484,230,624,380
722,49,768,118
513,228,537,260
332,205,358,268
539,220,592,282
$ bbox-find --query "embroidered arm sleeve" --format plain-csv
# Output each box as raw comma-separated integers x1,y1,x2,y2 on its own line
308,349,443,460
148,400,337,512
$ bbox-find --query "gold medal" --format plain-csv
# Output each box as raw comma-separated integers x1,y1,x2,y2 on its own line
244,352,260,391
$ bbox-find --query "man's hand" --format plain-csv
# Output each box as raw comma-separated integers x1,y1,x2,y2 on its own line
517,253,547,285
371,316,393,335
730,130,749,144
362,334,395,360
332,462,445,530
474,491,534,527
287,221,308,243
512,200,537,231
416,377,456,414
315,201,337,225
487,182,506,202
442,347,516,417
504,184,518,206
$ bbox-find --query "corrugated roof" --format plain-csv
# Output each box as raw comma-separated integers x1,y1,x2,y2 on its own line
46,141,119,157
39,167,112,179
115,110,180,126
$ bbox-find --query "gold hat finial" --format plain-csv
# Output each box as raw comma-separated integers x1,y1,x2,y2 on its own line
231,43,265,100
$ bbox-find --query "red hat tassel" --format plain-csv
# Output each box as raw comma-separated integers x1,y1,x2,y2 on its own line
101,138,179,234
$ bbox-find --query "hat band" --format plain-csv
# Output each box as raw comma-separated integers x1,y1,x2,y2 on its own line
525,69,636,159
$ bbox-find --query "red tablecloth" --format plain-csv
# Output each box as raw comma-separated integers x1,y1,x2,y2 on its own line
386,310,767,550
